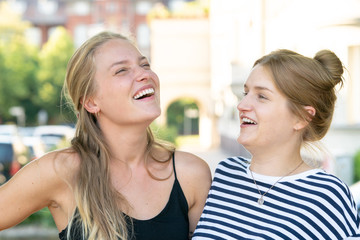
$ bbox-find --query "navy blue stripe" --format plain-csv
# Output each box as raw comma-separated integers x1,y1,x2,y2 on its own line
195,158,360,239
299,178,356,233
217,159,247,174
208,191,316,239
197,220,262,240
200,209,286,240
282,181,350,236
214,168,339,237
310,172,359,212
214,169,255,187
307,173,358,215
192,231,227,240
211,174,335,238
215,168,345,237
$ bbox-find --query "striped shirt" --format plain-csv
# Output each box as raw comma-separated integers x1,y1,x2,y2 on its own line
193,156,360,240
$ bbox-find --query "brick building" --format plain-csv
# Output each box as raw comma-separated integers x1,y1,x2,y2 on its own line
1,0,172,55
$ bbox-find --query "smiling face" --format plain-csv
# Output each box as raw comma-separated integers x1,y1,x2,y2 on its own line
237,65,301,153
87,38,161,127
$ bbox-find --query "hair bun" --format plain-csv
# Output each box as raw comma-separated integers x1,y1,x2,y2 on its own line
314,50,344,87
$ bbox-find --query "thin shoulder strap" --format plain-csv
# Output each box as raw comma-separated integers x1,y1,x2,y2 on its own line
172,152,177,179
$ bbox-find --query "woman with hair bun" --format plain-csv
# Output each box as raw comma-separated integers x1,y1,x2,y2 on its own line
193,49,360,239
0,31,212,240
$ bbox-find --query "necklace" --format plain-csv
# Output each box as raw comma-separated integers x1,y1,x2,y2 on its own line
249,161,303,206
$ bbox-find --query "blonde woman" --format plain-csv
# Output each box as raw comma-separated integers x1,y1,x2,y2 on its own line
0,31,212,240
193,49,360,239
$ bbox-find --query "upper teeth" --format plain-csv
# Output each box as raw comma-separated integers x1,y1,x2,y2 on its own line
133,88,154,100
242,117,257,124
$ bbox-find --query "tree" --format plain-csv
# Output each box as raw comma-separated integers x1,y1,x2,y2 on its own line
36,27,75,124
166,98,199,135
0,2,29,40
0,2,39,125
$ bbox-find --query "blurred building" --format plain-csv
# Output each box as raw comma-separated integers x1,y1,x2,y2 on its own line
151,18,217,149
0,0,173,56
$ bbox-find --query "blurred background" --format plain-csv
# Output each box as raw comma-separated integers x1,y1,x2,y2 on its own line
1,0,360,238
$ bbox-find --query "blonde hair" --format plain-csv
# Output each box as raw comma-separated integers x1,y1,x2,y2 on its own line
63,31,174,239
254,49,344,147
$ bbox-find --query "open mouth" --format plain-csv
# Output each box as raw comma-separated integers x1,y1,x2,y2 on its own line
133,88,155,100
241,117,257,125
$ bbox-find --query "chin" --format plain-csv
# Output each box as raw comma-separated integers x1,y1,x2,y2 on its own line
237,136,245,145
147,109,161,121
237,136,252,149
154,108,161,118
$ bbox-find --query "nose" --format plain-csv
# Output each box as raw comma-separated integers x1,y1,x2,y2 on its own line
134,66,150,82
237,95,251,113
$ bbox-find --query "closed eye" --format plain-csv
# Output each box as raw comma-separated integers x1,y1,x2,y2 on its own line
115,68,128,74
258,94,268,100
141,62,151,69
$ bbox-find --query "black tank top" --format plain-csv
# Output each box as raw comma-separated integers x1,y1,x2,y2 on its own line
58,153,189,240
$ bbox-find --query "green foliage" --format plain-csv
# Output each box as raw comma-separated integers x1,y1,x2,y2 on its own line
20,208,56,228
0,4,76,126
166,98,199,135
354,149,360,182
150,122,178,144
36,27,75,124
0,2,30,40
147,0,209,21
0,4,40,124
175,135,200,147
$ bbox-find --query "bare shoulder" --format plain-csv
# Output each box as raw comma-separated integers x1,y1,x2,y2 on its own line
36,148,80,182
0,148,80,229
174,151,212,183
175,151,210,169
174,150,212,221
52,148,81,180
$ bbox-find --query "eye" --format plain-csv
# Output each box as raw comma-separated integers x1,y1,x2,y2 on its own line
258,94,268,100
141,62,151,69
115,68,128,74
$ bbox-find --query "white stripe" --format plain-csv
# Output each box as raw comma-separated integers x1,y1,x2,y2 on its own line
194,157,360,239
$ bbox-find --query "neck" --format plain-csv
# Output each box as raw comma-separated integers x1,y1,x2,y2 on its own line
100,121,150,165
249,146,304,176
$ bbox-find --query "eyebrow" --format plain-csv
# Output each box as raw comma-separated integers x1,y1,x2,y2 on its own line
109,56,148,69
244,84,274,93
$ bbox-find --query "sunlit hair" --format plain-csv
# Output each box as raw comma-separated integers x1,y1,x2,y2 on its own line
253,49,344,155
62,31,174,240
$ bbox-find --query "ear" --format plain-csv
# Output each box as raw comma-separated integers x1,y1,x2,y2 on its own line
82,96,99,114
293,106,316,131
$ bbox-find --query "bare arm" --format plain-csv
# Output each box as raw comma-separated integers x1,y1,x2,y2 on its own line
0,151,70,230
175,151,212,236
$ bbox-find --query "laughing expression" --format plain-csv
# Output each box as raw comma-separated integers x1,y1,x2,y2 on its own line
237,65,299,152
92,38,161,126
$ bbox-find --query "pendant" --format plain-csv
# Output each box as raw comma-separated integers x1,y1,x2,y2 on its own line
258,196,264,205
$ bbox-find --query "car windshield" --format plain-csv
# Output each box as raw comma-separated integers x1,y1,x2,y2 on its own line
0,143,14,163
40,134,65,151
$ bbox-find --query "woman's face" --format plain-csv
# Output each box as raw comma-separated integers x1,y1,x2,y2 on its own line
237,65,300,152
91,38,161,126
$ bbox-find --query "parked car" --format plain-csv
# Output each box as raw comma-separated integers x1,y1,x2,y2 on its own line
33,125,75,151
22,136,46,160
0,124,19,136
0,135,29,184
18,126,36,137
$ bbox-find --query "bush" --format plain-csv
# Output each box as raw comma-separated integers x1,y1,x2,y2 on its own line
20,208,56,228
353,149,360,182
150,123,178,145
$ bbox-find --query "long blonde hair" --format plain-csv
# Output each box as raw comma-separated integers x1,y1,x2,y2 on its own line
63,31,174,240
